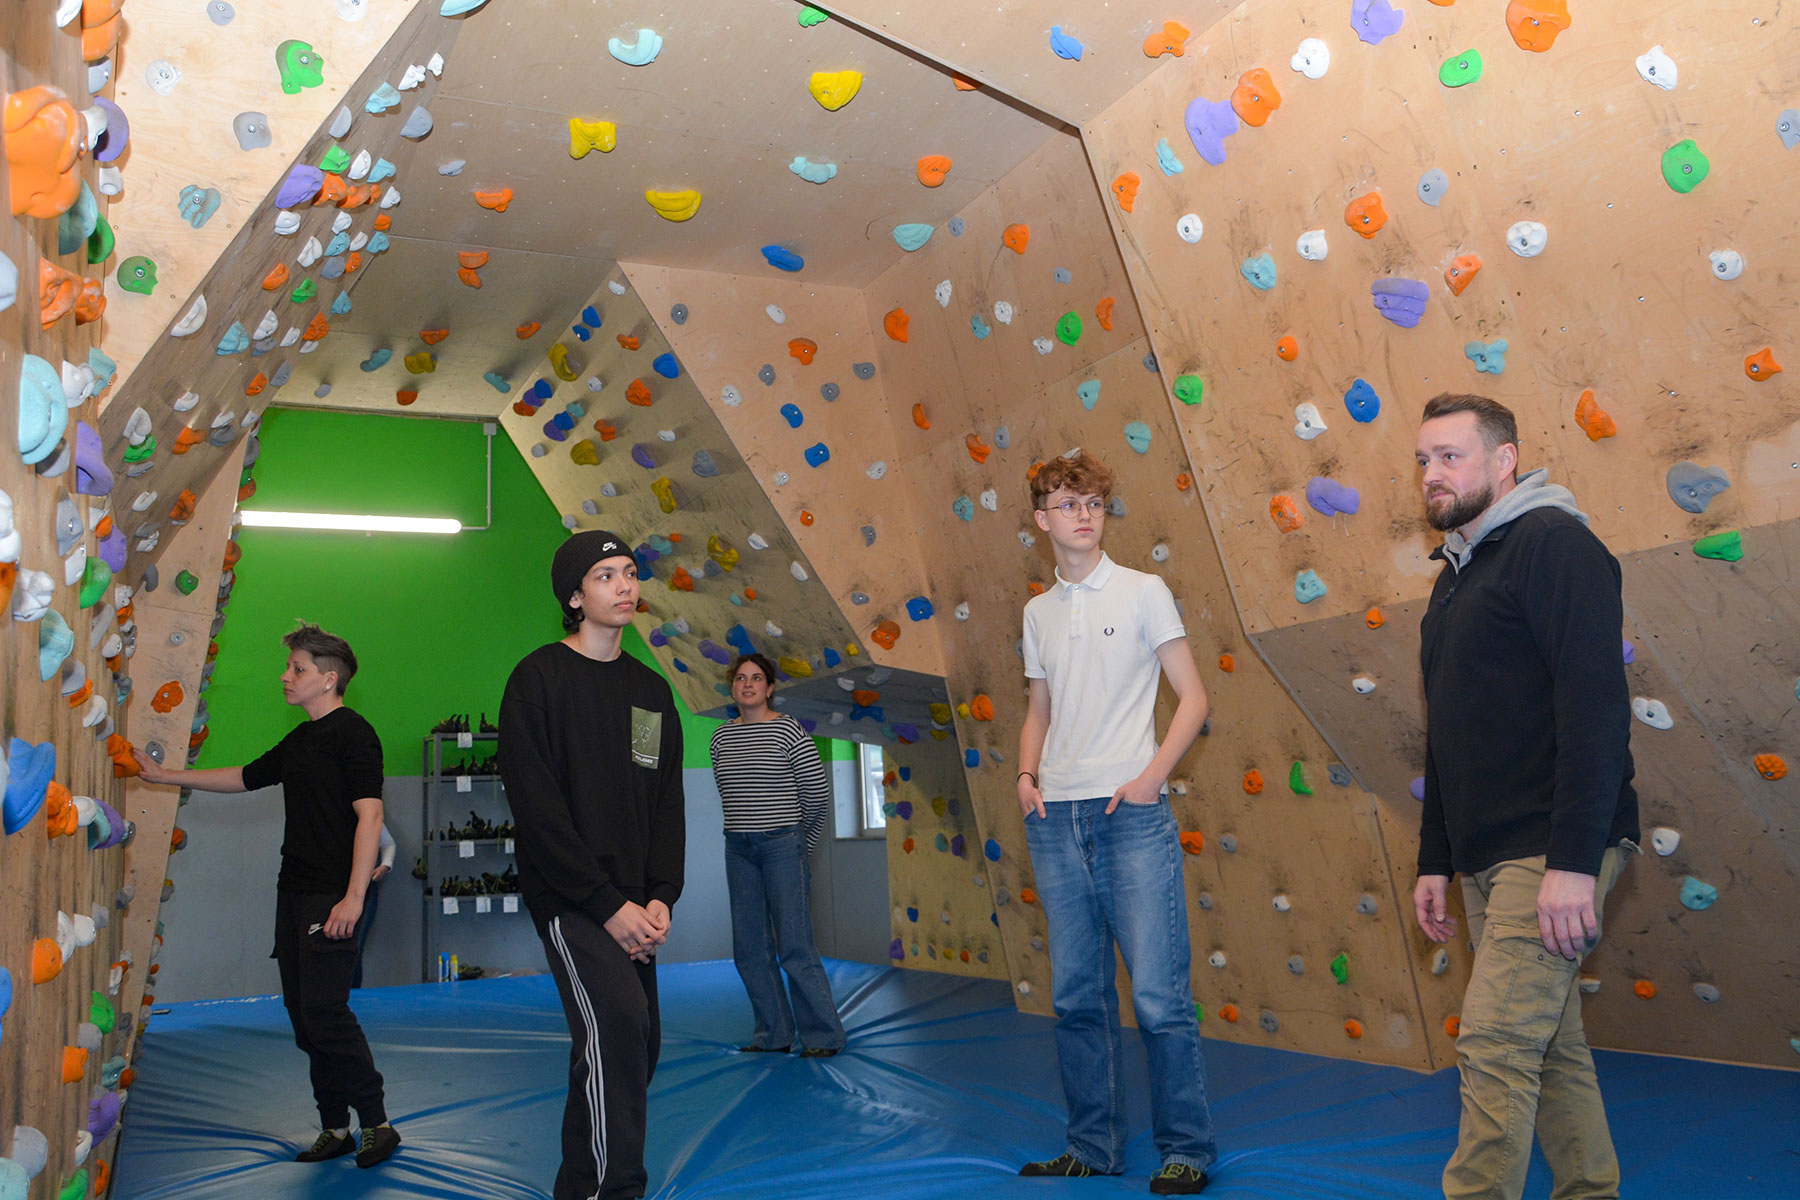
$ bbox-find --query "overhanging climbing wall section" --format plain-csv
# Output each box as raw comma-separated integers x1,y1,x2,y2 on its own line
1081,0,1800,1067
624,264,942,682
882,736,1004,979
860,131,1449,1067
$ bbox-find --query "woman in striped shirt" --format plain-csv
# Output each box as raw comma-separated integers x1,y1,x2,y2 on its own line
709,653,847,1057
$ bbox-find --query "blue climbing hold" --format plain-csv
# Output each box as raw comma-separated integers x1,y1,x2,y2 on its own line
330,291,352,315
761,244,804,272
1241,253,1277,290
367,231,390,254
531,379,555,401
780,403,804,428
952,495,975,522
582,305,601,327
653,352,680,379
970,314,991,339
822,646,841,667
572,324,591,341
692,450,718,477
1049,24,1083,59
964,748,980,768
906,596,934,621
324,231,350,256
369,156,396,183
1344,378,1381,423
984,838,1002,861
727,624,755,656
1156,137,1185,175
360,348,392,371
1464,339,1508,375
365,82,400,113
1077,380,1100,409
1679,876,1718,911
804,442,830,467
1295,569,1327,603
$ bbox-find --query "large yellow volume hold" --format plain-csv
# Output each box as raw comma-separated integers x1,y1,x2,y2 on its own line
808,70,862,111
644,188,701,222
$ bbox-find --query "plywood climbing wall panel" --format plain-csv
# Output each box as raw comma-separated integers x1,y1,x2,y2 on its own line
881,739,1004,979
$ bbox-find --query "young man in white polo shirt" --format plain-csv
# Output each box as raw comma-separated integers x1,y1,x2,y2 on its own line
1015,452,1217,1196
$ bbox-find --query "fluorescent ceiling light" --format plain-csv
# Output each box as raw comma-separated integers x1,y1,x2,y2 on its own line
240,510,462,534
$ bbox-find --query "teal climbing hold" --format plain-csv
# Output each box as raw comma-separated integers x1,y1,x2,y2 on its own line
1123,421,1152,453
789,156,837,184
360,348,393,371
215,321,249,355
1294,569,1327,603
1241,253,1277,290
365,82,400,113
483,372,510,392
893,223,934,251
1076,380,1100,409
1155,137,1184,175
952,496,974,522
369,157,397,183
330,291,352,315
970,314,991,339
1464,338,1508,375
1679,876,1718,910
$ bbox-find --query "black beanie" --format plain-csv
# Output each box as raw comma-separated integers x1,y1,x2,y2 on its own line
552,530,632,613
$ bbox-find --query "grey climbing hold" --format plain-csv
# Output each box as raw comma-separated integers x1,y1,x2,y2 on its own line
1258,1010,1279,1033
1666,461,1731,513
1693,982,1720,1003
947,216,965,236
1431,947,1450,975
1142,352,1158,373
1054,267,1071,284
1356,893,1379,915
438,160,466,175
861,524,875,546
233,112,272,150
1417,168,1449,206
320,256,346,279
993,887,1009,906
208,0,235,24
850,591,869,605
1287,956,1305,975
581,499,599,516
600,482,618,497
401,106,434,138
315,384,332,398
670,303,689,324
269,362,291,387
852,361,875,380
691,450,718,477
820,382,839,401
1328,763,1353,787
1195,892,1213,910
1105,496,1126,517
328,105,353,138
1778,109,1800,151
1218,834,1237,854
993,425,1011,449
758,364,776,385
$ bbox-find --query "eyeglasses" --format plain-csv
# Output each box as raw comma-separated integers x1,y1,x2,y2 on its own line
1043,498,1106,517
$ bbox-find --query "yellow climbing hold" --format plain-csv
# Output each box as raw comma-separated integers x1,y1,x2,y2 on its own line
778,655,814,678
645,188,702,222
402,350,436,374
706,534,739,572
568,117,616,158
929,702,951,725
651,476,677,513
808,70,863,111
569,439,599,466
548,342,578,381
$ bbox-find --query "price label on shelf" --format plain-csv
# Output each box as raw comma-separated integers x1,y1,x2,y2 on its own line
456,775,472,793
442,897,459,915
503,895,519,913
457,732,474,749
475,896,492,914
504,838,514,854
458,840,474,859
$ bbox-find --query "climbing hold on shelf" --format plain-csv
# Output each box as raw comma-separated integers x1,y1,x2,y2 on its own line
608,29,664,66
1660,139,1709,193
1574,390,1616,441
1230,68,1281,126
809,70,862,110
645,189,701,221
1372,278,1429,327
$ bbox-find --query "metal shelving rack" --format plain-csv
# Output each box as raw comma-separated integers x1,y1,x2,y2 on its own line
419,731,523,981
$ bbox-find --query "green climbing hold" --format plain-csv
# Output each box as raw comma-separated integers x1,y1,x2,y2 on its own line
290,277,318,304
86,213,115,264
58,1170,88,1200
89,989,116,1033
1660,139,1709,194
175,569,199,595
1288,761,1313,796
123,435,156,463
1438,49,1482,87
318,144,350,173
276,39,325,95
79,557,113,608
1692,530,1742,561
1330,952,1349,986
797,4,829,25
116,255,158,295
1172,374,1204,406
1056,311,1082,345
1194,1001,1205,1023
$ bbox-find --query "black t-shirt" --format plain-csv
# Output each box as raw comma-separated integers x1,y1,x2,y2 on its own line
243,706,385,895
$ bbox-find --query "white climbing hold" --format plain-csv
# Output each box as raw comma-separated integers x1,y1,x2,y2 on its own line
1631,696,1673,729
1016,980,1032,996
764,620,784,638
992,300,1013,325
656,429,676,442
297,236,322,267
1635,45,1677,91
1709,250,1743,281
1032,337,1054,355
380,185,402,209
172,390,199,411
585,376,605,392
747,532,768,550
1207,950,1226,968
332,211,353,233
1176,213,1203,244
428,53,444,76
979,488,998,511
398,63,427,90
1352,675,1376,694
1578,975,1600,994
1290,37,1330,79
1293,402,1328,440
1506,220,1548,258
720,384,741,407
935,280,952,307
348,149,372,180
1272,894,1291,912
1650,826,1681,856
1297,229,1328,261
1017,531,1036,548
865,461,887,480
766,305,786,324
1431,947,1449,975
170,295,207,337
608,280,627,295
954,602,970,621
96,165,122,196
790,560,808,582
1150,543,1170,562
252,310,277,340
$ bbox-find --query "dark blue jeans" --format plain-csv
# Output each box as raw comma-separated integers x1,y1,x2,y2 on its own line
1023,797,1217,1174
724,825,845,1052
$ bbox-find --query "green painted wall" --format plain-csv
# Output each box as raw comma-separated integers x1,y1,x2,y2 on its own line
200,407,730,772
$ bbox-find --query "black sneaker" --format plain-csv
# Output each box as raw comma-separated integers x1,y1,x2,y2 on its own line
1020,1152,1106,1178
798,1047,840,1058
1149,1163,1209,1194
737,1043,790,1053
295,1130,355,1162
355,1123,401,1168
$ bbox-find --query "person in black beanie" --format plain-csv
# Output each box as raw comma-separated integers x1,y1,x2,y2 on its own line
499,530,686,1200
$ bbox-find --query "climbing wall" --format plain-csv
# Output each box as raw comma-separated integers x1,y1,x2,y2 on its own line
881,736,1004,978
857,130,1451,1065
1078,0,1800,1067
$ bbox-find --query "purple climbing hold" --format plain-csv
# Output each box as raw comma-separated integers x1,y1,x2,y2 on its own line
276,164,325,208
896,800,914,820
1622,639,1635,664
699,639,730,664
893,723,919,741
1352,0,1405,45
888,938,905,961
1305,476,1361,517
1183,95,1239,166
950,834,966,857
648,628,668,647
1370,278,1429,328
631,443,656,469
1409,775,1426,801
93,97,130,162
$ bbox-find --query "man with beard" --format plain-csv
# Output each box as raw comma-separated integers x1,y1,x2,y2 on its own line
1412,394,1640,1200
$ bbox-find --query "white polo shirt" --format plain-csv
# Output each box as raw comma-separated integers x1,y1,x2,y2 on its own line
1022,552,1186,802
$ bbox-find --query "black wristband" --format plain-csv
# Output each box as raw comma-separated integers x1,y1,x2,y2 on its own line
1018,771,1038,787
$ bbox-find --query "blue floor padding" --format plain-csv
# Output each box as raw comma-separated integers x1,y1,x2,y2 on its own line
113,959,1799,1199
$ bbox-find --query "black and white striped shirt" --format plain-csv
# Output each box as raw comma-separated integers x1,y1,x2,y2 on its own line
709,717,831,852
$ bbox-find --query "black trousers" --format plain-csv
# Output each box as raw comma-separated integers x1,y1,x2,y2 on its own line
539,909,661,1200
272,890,388,1129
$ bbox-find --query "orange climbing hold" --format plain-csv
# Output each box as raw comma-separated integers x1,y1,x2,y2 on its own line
344,251,364,274
966,433,992,464
1574,390,1617,441
74,276,104,324
1445,253,1482,296
245,373,267,396
1096,296,1115,331
902,837,915,853
1444,1015,1461,1036
5,85,82,219
788,338,818,364
1633,979,1657,999
617,334,640,350
626,379,653,406
1112,172,1140,213
885,307,914,345
916,155,952,187
340,183,375,210
516,321,541,339
1365,608,1385,630
799,510,815,526
1344,1019,1364,1039
871,619,901,650
1019,888,1038,905
169,428,204,455
1745,347,1782,382
1218,1004,1240,1023
1143,21,1189,57
1218,654,1235,673
261,262,290,291
83,10,122,61
511,402,534,417
151,680,185,714
458,250,489,270
969,694,995,721
1002,223,1030,254
1269,495,1303,533
314,174,348,206
62,1045,88,1084
1027,581,1047,598
668,567,694,592
38,258,76,328
169,489,198,521
44,783,76,838
912,403,930,430
1179,831,1206,855
421,328,449,345
396,389,418,406
1230,67,1281,127
1754,753,1788,780
1175,472,1192,491
1505,0,1572,52
852,689,881,707
1344,191,1388,239
32,937,62,983
303,312,330,341
952,73,979,91
1243,769,1264,795
474,187,514,212
1276,336,1298,362
374,212,392,231
592,419,617,442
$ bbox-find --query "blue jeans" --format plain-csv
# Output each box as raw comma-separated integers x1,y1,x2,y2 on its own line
725,825,846,1052
1023,797,1216,1174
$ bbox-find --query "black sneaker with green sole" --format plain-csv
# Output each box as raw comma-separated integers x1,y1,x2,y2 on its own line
1149,1163,1209,1194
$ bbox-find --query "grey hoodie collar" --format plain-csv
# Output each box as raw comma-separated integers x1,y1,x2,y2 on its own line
1438,468,1587,571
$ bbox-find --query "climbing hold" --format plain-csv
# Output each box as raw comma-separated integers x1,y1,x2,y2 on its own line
762,245,805,273
1294,569,1327,603
1506,0,1571,52
1633,980,1657,999
276,39,325,95
1352,676,1376,694
569,118,617,158
915,155,952,187
1289,762,1313,795
808,70,862,110
1352,0,1405,43
1294,403,1328,440
1242,770,1264,795
1123,421,1153,454
653,353,680,379
1306,477,1361,517
608,29,664,65
1465,339,1508,375
1183,96,1238,165
1666,463,1731,514
360,348,392,371
1111,172,1140,212
1679,876,1718,911
779,403,804,429
1343,379,1381,423
883,308,909,342
1292,231,1328,264
474,187,512,211
1344,192,1387,238
1507,221,1549,257
1049,25,1083,59
1444,253,1482,296
115,257,156,295
403,351,436,375
1077,380,1102,409
1001,223,1030,254
1231,68,1281,126
1744,348,1782,381
1648,826,1681,857
1661,139,1709,193
1692,531,1744,562
1631,696,1674,729
1276,336,1298,361
1439,49,1483,87
1269,495,1303,533
758,363,776,385
1365,608,1385,630
1291,37,1330,79
1709,250,1744,281
232,111,272,150
1056,312,1082,344
804,443,830,467
1144,21,1189,57
1636,44,1677,90
871,620,900,650
177,185,223,229
951,496,974,522
216,321,249,355
1754,753,1787,780
1573,390,1616,441
644,189,701,221
1371,278,1429,327
1241,254,1277,290
1417,168,1449,207
894,223,934,251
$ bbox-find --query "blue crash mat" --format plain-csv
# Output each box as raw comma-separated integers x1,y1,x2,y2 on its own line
112,960,1799,1199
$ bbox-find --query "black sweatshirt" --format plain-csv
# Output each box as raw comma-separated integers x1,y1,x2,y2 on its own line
1418,508,1639,878
498,643,685,931
242,706,385,895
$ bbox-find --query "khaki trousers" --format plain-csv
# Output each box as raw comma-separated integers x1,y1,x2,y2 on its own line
1444,846,1632,1200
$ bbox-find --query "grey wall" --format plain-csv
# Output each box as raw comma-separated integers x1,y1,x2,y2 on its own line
158,763,890,1002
